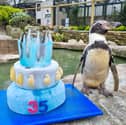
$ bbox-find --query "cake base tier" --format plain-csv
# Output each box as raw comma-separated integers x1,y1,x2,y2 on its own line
7,81,66,115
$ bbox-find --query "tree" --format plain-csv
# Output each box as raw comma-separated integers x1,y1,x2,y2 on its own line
119,1,126,25
110,6,120,22
69,6,79,25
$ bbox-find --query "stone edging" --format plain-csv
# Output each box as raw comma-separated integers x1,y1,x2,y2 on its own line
54,42,126,58
0,54,19,63
0,41,126,64
53,42,86,51
0,39,18,54
110,45,126,58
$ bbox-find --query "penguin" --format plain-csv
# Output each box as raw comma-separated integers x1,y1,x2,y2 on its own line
73,20,119,97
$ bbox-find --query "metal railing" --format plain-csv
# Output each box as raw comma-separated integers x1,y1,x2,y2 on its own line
20,0,125,26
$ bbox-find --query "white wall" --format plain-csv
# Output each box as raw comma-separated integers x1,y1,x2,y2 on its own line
36,0,53,26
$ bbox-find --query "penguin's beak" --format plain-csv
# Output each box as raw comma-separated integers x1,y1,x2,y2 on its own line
90,20,112,34
102,21,112,31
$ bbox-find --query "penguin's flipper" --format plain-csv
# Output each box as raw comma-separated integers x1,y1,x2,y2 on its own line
110,56,119,91
72,48,87,87
72,60,82,87
81,47,88,73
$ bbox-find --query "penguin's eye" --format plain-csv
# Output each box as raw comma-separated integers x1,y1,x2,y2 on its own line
98,23,102,26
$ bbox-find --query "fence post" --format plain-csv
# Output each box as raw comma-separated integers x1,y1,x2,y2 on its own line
87,6,89,25
91,0,95,25
51,7,54,28
103,2,107,19
83,0,86,25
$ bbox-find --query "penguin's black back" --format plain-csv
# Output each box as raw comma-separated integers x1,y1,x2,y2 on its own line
87,41,111,51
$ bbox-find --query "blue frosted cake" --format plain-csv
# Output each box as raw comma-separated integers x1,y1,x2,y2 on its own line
7,29,66,115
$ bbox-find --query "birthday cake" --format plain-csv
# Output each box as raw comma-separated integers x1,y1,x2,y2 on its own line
7,29,66,115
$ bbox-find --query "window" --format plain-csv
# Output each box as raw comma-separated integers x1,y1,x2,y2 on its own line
37,4,41,11
37,19,41,24
45,14,51,18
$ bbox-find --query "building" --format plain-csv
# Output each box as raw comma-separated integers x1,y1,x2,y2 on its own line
36,0,53,26
36,0,124,26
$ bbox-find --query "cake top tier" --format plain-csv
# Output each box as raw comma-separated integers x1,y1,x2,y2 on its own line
18,29,53,68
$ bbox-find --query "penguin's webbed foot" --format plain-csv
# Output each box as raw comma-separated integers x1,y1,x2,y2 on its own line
99,88,113,97
81,85,92,96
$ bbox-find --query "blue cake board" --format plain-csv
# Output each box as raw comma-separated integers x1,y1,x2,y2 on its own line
0,84,103,125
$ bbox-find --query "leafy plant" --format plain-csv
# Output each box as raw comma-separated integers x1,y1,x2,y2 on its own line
113,25,126,31
69,6,79,25
9,12,35,29
78,25,85,30
0,6,22,26
67,25,90,31
84,25,90,31
52,33,64,42
69,26,78,30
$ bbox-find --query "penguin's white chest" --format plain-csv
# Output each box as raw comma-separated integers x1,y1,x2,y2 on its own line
82,48,110,87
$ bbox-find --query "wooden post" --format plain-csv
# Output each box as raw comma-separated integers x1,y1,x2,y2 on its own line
51,7,54,28
55,6,59,26
90,0,95,25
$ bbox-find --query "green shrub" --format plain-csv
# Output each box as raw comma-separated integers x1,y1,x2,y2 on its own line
67,25,90,31
69,26,78,30
0,6,22,26
113,25,126,31
84,25,90,31
78,25,85,30
52,33,64,42
0,9,9,23
9,12,35,29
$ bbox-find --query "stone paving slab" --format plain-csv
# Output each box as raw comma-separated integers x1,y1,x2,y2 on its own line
57,64,126,125
53,42,86,51
0,34,12,40
0,54,19,63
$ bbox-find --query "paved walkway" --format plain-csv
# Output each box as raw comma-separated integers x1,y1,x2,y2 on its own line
0,34,12,40
58,64,126,125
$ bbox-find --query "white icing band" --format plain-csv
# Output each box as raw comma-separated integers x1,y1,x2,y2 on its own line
11,60,62,89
